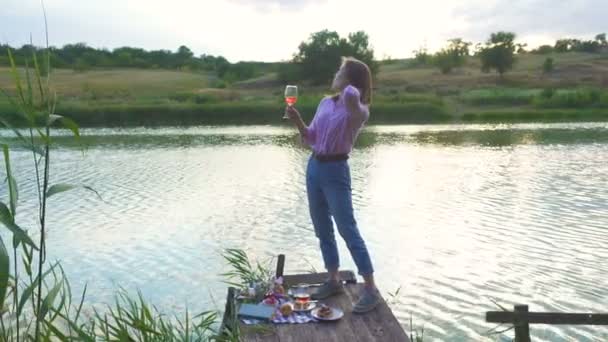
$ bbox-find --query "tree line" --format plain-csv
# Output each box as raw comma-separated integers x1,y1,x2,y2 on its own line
2,31,606,85
414,32,607,77
0,43,263,83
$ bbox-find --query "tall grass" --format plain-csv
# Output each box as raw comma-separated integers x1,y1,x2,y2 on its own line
91,290,218,341
460,87,608,109
0,18,87,339
532,88,608,108
0,99,451,126
459,88,541,106
221,249,273,292
218,249,276,341
0,16,226,341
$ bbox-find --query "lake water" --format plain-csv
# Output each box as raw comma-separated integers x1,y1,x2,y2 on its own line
2,122,608,341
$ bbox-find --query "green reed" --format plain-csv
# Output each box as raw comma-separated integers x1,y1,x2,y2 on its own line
0,11,226,341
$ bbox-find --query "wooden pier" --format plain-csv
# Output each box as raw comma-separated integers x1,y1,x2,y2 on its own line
486,304,608,342
221,255,409,342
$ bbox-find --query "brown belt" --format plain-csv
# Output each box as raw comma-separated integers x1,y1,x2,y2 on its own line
312,153,349,162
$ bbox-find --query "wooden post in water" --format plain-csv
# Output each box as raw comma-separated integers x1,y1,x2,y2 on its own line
276,254,285,278
514,304,531,342
219,287,237,337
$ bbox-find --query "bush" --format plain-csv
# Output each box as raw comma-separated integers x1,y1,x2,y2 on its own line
601,92,608,107
542,57,554,73
169,90,239,104
479,32,517,77
431,38,470,74
169,92,193,102
433,50,458,74
375,93,443,107
533,88,608,108
73,58,90,72
277,62,302,84
214,79,228,89
533,45,554,54
193,93,218,104
412,47,431,66
221,62,257,83
540,88,555,99
460,88,538,106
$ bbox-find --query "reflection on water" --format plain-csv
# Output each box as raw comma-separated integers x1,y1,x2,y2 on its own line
2,122,608,149
1,122,608,341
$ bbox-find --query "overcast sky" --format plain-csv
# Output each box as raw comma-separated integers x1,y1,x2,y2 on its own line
2,0,606,62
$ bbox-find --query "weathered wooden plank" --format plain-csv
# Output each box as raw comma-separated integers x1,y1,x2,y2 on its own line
486,311,608,325
239,272,408,341
344,285,409,341
276,323,341,342
320,285,361,341
240,325,280,342
283,271,357,287
341,285,383,342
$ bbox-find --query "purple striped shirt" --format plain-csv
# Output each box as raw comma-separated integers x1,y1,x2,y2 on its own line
304,85,370,155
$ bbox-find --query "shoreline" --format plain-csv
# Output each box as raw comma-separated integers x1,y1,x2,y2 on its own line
1,103,607,127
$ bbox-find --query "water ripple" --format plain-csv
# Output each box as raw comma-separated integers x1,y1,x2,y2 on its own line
2,123,608,341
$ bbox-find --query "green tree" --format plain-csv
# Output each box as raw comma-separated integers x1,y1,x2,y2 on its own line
213,56,231,77
432,38,471,74
222,62,256,83
554,36,604,53
542,57,554,74
554,39,572,52
532,45,554,54
412,46,431,66
345,31,375,64
596,33,607,46
277,62,302,83
292,29,376,85
175,45,194,69
433,50,456,74
479,32,517,78
447,38,472,56
114,50,133,66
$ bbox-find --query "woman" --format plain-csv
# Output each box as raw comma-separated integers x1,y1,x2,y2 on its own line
285,57,379,313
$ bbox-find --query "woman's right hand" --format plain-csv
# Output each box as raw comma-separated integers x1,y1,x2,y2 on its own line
285,106,301,121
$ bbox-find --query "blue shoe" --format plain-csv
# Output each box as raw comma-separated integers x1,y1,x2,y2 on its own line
353,287,381,314
311,281,344,300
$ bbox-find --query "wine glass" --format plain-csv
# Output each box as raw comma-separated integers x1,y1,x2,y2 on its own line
293,283,310,305
283,85,298,119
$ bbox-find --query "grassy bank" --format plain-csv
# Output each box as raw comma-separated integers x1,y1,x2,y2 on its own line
51,102,450,126
1,51,607,126
2,95,607,127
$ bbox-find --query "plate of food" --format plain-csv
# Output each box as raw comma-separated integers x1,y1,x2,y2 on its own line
293,300,317,312
311,304,344,321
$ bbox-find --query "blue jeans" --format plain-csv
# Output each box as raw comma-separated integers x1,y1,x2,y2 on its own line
306,156,374,276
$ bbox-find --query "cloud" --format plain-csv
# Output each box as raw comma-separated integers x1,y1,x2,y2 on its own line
1,0,606,61
451,0,608,43
227,0,327,11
